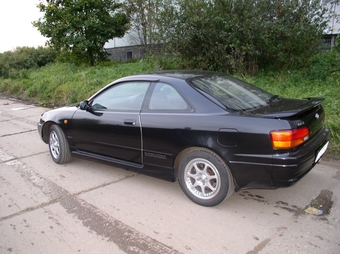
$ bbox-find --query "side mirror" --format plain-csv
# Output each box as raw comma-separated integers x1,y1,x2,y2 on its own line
79,100,102,116
79,100,90,111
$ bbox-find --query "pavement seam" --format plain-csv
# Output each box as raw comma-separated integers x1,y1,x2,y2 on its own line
0,151,48,164
0,129,37,138
0,169,137,223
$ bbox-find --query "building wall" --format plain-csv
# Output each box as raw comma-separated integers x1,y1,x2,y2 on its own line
321,34,338,51
105,44,165,62
329,1,340,34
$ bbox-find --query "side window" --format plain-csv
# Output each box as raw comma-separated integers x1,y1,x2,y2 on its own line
91,82,150,110
149,83,189,110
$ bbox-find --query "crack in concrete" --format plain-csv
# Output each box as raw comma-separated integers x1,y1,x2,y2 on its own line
1,110,36,117
71,173,138,198
0,151,48,164
0,129,37,138
0,197,63,222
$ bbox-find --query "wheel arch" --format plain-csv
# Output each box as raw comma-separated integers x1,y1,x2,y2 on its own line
174,147,197,179
41,121,57,143
176,146,235,206
173,146,233,181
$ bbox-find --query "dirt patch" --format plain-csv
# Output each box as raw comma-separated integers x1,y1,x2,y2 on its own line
305,189,333,216
0,93,58,108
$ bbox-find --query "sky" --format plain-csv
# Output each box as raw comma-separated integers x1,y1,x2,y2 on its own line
0,0,47,53
0,0,129,53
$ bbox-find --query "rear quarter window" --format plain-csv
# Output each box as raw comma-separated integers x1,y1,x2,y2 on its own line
149,83,189,111
190,75,273,111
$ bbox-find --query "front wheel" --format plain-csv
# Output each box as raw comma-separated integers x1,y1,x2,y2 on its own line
178,148,234,206
49,125,71,164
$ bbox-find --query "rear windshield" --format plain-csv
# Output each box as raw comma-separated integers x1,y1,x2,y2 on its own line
190,74,273,111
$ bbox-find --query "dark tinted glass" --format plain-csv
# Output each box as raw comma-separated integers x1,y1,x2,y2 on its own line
190,75,273,110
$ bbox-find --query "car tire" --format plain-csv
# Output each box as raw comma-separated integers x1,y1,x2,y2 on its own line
48,125,71,164
178,148,234,206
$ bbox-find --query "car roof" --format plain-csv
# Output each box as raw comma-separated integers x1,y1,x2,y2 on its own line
116,70,224,82
146,70,222,79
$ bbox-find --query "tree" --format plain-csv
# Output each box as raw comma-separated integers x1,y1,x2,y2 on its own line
33,0,129,66
161,0,332,74
124,0,173,46
124,0,156,45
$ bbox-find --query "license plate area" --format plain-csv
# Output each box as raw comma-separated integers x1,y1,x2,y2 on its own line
315,141,329,163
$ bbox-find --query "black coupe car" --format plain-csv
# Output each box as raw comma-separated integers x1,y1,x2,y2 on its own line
38,71,329,206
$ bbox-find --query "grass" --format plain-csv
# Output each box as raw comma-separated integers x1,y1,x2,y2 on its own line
245,54,340,158
1,60,158,106
0,53,339,159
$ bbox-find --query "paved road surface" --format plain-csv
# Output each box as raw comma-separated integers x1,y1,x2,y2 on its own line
0,96,339,254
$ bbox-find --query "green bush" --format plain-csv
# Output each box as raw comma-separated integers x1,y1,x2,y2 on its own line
0,47,56,78
305,50,340,81
161,0,330,75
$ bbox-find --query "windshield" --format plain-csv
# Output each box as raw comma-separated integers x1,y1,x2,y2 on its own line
190,74,273,111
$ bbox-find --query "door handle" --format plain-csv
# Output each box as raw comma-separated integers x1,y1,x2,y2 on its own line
124,119,136,125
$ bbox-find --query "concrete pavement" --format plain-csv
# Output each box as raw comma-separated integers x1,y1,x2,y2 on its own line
0,96,339,254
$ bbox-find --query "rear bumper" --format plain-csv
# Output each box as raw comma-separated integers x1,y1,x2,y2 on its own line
270,127,329,187
231,127,329,190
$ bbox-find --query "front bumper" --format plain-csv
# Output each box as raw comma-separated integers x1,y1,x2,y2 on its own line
37,117,47,142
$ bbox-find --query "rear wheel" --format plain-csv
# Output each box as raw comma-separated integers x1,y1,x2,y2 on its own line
178,148,234,206
49,125,71,164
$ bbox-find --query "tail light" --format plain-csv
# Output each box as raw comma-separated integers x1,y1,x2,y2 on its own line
270,127,309,149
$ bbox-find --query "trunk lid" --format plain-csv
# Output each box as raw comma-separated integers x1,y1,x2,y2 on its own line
246,97,326,137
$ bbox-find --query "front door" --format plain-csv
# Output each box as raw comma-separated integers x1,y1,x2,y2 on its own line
69,81,150,164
